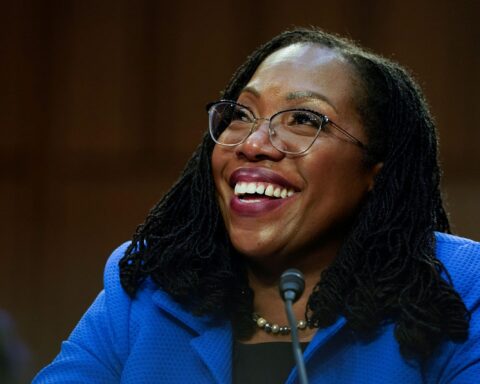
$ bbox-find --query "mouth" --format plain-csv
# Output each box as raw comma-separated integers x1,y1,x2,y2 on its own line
227,168,298,215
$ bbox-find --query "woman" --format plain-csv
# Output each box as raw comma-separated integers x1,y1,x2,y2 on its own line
34,28,479,383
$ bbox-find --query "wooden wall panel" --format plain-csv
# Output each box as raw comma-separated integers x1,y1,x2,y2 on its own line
0,0,478,379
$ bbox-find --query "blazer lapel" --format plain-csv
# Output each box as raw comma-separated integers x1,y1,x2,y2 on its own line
152,290,233,383
286,317,347,384
191,323,233,384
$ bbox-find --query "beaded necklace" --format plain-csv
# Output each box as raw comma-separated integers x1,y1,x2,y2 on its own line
252,313,313,335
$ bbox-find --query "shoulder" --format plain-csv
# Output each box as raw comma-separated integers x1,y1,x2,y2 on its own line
101,242,133,316
104,241,130,282
101,242,170,322
435,232,480,309
425,235,480,382
102,242,158,299
101,242,200,336
435,231,479,252
434,232,480,270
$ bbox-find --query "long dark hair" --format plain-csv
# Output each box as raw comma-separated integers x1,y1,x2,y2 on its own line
119,28,469,359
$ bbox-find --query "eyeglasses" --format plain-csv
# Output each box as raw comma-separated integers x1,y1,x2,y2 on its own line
206,100,366,155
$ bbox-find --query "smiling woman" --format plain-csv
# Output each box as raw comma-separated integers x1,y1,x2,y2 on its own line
33,28,480,384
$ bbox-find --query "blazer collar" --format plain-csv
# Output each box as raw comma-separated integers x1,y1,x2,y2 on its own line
151,289,347,384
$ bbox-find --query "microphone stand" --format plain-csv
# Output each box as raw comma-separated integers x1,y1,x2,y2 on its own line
280,270,309,384
283,291,309,384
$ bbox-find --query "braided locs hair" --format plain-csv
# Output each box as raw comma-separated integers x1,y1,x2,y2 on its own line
119,28,469,359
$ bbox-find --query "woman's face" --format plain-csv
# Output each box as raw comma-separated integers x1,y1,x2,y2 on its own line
212,43,381,268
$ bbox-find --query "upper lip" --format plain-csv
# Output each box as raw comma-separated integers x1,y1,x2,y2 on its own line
229,168,298,190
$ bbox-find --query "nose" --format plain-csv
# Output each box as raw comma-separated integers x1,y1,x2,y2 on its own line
235,119,285,162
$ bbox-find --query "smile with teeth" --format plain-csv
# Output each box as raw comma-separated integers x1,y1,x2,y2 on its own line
234,181,295,200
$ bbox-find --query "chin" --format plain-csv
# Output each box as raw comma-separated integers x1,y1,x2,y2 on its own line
227,225,281,256
231,242,270,259
230,237,280,260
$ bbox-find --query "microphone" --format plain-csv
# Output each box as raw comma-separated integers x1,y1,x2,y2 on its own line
279,269,309,384
279,269,305,302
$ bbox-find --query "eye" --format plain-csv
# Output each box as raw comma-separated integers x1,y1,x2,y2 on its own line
272,110,324,138
288,111,322,129
231,106,253,123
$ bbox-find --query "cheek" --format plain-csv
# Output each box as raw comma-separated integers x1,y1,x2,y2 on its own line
303,147,352,180
303,149,372,208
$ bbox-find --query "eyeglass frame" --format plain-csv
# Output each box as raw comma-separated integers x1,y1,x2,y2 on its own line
206,99,366,155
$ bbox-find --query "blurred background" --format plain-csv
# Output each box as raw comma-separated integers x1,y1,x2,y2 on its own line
0,0,478,380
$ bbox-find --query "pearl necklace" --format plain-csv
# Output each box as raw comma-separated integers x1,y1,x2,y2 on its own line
252,313,312,335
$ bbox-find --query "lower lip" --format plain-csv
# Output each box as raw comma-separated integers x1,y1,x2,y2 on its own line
230,195,294,217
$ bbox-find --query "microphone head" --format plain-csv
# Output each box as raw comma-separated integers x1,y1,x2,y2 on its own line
279,268,305,303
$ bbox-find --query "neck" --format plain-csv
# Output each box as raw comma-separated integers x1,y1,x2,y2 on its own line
247,263,320,323
243,241,341,343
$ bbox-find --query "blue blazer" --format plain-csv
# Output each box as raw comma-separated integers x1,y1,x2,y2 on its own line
34,233,480,383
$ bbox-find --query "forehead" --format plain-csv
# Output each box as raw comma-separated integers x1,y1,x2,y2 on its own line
244,43,358,107
261,43,343,69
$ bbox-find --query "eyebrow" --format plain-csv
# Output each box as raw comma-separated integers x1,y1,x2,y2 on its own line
286,91,337,113
240,87,337,113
